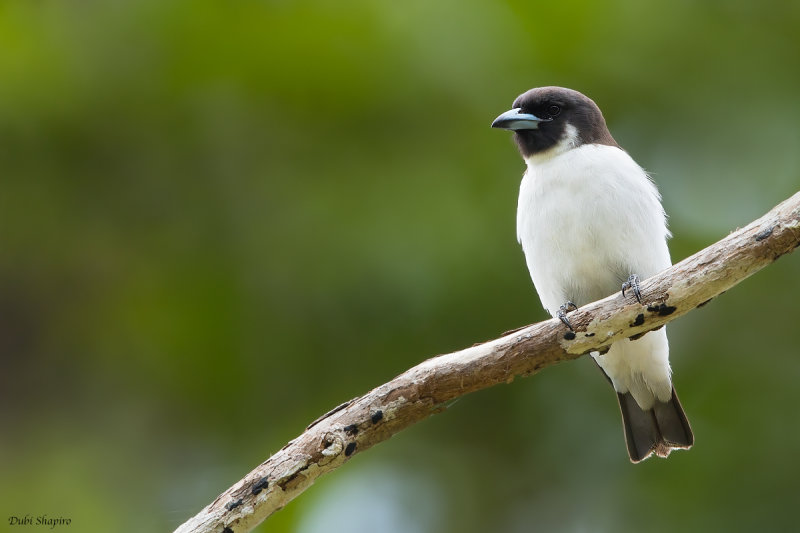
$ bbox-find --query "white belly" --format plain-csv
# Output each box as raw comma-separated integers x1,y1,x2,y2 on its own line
516,143,674,407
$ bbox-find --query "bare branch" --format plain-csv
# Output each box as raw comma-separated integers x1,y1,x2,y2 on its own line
175,191,800,533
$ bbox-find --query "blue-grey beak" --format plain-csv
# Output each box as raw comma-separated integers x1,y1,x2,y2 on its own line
491,108,549,130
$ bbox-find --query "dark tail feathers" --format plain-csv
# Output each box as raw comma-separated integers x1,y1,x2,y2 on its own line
617,387,694,463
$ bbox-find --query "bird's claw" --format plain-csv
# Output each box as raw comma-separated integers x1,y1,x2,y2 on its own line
557,301,578,331
622,274,642,303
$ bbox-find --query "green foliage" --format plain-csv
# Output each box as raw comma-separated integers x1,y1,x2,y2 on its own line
0,1,798,531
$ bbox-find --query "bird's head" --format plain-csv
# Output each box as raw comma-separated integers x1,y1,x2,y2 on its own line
492,86,617,160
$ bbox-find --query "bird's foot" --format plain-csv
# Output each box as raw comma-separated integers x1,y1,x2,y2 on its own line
557,301,578,331
622,274,642,303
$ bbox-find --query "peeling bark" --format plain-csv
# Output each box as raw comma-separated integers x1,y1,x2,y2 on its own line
175,191,800,533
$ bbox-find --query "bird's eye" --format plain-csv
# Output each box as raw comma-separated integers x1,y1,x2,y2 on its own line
548,105,561,117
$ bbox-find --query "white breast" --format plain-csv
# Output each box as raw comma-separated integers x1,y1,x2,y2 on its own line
517,143,671,314
516,142,674,406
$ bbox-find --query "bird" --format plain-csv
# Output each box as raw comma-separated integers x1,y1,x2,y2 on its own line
491,86,693,462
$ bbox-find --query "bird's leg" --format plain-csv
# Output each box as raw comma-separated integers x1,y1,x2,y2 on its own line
622,274,642,303
557,301,578,331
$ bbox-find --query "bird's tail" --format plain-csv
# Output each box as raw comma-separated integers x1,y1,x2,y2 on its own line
617,387,694,463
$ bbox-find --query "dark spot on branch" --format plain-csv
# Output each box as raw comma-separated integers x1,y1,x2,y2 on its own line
371,410,383,424
252,477,269,495
629,332,646,341
596,346,610,355
755,226,774,241
630,314,645,327
697,298,712,308
223,528,234,533
585,332,595,337
563,331,576,340
225,498,243,511
344,424,359,436
647,303,676,316
345,442,357,456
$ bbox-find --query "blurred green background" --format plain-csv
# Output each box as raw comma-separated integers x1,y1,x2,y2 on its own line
1,0,799,532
